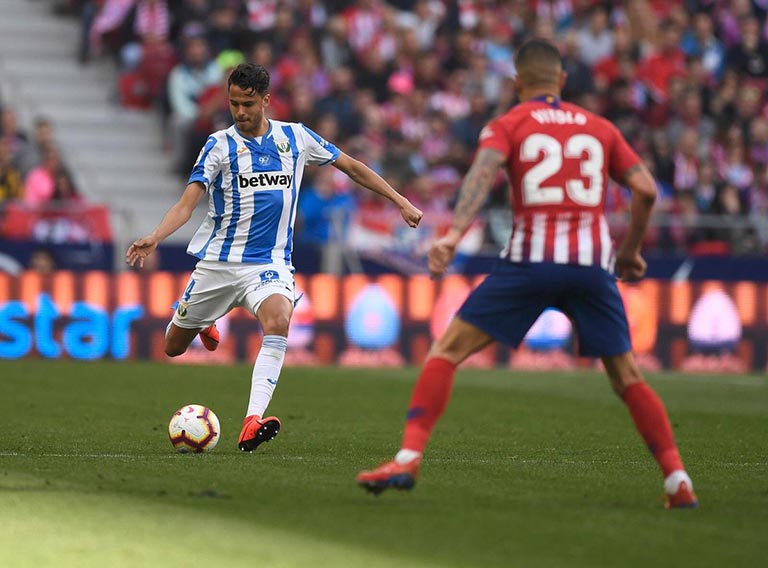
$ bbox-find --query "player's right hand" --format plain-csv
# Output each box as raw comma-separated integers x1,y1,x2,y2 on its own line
400,201,423,228
615,248,647,282
428,234,459,278
125,236,158,268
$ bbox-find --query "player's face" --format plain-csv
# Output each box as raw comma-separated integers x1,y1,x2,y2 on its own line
228,84,270,136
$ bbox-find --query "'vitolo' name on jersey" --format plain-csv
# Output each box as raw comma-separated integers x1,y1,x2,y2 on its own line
530,109,587,125
237,172,293,190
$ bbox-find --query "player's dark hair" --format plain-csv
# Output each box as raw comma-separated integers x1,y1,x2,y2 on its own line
515,38,562,72
514,38,563,89
228,63,270,96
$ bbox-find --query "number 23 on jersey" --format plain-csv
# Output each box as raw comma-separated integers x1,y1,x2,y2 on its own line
520,133,604,207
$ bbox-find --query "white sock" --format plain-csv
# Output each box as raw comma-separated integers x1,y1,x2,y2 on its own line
664,470,693,494
395,449,422,465
246,335,287,418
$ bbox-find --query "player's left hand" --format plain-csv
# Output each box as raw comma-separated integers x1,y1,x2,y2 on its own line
400,201,423,228
428,234,459,278
615,248,647,282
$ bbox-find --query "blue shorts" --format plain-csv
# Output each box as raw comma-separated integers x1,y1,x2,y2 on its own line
457,261,631,358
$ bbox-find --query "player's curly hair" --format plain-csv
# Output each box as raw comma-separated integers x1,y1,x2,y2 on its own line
228,64,270,96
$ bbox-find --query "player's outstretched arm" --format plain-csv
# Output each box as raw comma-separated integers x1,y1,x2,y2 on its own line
125,182,206,268
615,165,657,282
428,148,506,278
332,152,422,228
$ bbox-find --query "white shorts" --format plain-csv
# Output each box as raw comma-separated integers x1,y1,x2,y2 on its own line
171,261,295,329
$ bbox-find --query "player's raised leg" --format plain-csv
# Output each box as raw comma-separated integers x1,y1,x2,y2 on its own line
165,272,225,356
198,324,220,351
238,293,293,452
165,322,220,355
356,317,493,494
164,323,204,357
602,351,698,509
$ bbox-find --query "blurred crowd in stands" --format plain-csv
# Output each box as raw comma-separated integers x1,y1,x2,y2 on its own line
0,107,83,208
5,0,768,260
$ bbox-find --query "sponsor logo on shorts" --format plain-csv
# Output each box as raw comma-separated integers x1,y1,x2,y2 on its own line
260,270,278,282
249,269,291,292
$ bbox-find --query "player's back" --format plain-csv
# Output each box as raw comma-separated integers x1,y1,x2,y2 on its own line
480,97,641,269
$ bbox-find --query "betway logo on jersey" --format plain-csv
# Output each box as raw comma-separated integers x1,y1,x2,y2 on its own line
237,172,293,190
530,109,587,125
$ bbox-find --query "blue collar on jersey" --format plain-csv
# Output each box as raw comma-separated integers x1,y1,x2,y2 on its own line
529,95,561,108
235,119,272,143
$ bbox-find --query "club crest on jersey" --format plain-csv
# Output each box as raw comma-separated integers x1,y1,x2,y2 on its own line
275,139,291,153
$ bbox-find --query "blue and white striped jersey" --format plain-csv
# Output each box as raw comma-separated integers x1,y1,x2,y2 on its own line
186,120,340,266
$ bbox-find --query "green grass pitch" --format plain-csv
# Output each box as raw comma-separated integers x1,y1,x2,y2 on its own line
1,360,766,567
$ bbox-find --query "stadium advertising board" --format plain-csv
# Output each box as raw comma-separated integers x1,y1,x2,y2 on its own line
0,271,765,371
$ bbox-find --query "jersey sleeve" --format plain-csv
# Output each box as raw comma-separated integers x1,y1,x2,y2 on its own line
299,124,341,166
477,118,512,158
187,135,224,190
606,123,643,182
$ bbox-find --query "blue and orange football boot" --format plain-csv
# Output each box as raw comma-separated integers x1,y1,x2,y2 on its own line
198,324,220,351
356,458,421,495
238,415,281,452
664,480,699,509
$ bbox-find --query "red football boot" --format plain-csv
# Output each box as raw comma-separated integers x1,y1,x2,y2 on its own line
199,324,220,351
238,415,281,452
665,480,699,509
356,458,421,495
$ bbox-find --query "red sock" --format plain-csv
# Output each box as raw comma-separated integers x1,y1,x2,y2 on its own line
623,382,684,477
401,357,457,452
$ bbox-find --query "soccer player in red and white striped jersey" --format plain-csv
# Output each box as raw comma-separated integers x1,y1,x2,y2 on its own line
357,38,697,508
482,90,639,270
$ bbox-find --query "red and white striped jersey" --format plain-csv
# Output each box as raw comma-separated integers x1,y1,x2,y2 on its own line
478,97,642,271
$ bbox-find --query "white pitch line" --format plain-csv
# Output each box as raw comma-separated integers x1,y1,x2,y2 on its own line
0,452,764,468
653,374,767,388
0,452,316,461
0,452,136,458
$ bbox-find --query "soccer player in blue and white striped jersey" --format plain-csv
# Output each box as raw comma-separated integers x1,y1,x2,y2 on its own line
126,64,423,452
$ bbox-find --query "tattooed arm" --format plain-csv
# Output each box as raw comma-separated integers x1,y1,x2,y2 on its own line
615,163,657,281
428,148,507,277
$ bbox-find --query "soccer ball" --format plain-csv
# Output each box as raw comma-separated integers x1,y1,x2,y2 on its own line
168,404,220,453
